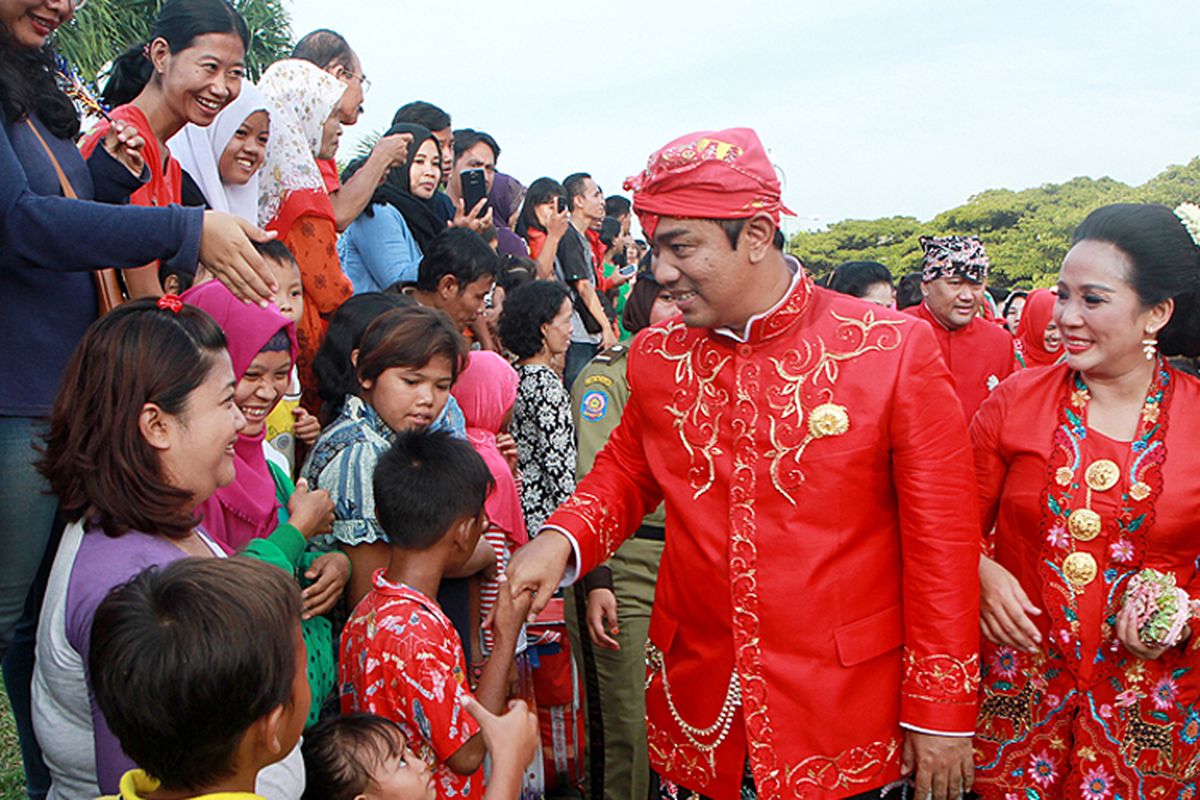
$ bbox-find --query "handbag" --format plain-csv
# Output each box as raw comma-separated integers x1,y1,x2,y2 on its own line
24,118,126,314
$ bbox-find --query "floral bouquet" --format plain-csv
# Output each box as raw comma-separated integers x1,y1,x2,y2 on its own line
1122,568,1198,647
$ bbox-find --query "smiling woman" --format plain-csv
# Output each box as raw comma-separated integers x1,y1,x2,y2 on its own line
79,0,251,298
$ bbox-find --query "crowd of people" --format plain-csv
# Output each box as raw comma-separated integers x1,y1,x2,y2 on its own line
6,1,1200,800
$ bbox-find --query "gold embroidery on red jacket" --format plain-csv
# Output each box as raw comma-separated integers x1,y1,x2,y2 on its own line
903,651,981,703
553,492,622,560
781,737,902,796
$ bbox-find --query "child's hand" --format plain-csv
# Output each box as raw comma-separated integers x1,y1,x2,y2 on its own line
488,577,532,645
287,478,333,540
495,433,519,473
293,407,321,445
302,551,351,619
586,588,620,650
461,696,539,780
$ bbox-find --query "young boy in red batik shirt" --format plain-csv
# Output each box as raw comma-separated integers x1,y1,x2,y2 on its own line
340,429,532,800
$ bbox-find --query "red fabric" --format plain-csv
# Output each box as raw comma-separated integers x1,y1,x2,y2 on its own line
525,228,547,260
623,128,794,239
316,157,341,194
908,302,1016,425
545,275,981,799
82,105,182,211
266,188,336,242
528,598,586,792
970,365,1200,800
585,228,613,291
280,214,353,415
1014,288,1060,368
341,571,483,800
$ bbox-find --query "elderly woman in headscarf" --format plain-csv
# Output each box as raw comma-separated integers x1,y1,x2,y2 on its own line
338,123,448,293
257,59,354,415
170,82,270,223
1012,287,1064,368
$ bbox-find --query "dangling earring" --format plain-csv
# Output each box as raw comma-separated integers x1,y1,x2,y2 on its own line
1142,330,1158,361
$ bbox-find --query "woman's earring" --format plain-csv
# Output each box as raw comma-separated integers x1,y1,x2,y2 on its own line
1142,331,1158,361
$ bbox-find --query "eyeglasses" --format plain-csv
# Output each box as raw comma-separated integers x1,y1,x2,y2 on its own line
342,69,371,93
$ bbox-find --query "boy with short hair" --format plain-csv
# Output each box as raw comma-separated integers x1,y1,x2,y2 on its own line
340,429,532,800
89,558,310,800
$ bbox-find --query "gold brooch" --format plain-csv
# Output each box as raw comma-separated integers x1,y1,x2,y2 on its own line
1067,508,1102,542
808,403,850,438
1084,459,1120,492
1130,482,1151,501
1055,467,1074,487
1063,552,1098,588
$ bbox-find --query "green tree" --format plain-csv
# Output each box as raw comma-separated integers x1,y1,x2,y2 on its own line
55,0,293,83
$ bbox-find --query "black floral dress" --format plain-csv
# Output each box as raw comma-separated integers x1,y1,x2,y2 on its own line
512,364,576,534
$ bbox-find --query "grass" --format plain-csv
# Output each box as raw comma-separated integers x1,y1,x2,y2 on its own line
0,683,28,799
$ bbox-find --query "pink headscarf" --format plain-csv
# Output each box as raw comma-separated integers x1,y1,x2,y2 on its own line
1014,288,1061,368
183,281,297,552
451,351,527,546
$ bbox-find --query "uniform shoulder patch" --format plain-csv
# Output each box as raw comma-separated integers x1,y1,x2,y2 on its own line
580,388,610,422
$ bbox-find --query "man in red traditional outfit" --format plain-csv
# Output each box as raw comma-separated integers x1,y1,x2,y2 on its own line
506,128,982,800
907,236,1015,423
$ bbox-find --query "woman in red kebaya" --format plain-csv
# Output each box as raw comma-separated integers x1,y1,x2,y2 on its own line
973,203,1200,800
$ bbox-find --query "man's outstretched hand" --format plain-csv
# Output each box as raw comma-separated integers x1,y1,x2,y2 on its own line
901,731,974,800
504,530,574,618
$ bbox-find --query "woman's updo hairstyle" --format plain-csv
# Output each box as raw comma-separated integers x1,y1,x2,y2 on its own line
1071,203,1200,357
102,0,250,108
38,299,227,539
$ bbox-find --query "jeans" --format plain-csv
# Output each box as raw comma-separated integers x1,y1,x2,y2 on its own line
565,342,599,392
0,416,60,800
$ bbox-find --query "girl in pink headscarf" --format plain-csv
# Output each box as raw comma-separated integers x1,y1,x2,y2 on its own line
451,350,527,655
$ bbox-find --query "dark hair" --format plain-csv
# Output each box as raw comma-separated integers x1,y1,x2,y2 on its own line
0,25,79,138
828,261,894,299
896,272,925,310
391,100,450,132
356,305,469,389
497,255,536,293
452,128,500,162
605,195,631,218
38,299,227,539
90,558,301,792
103,0,250,108
622,273,666,334
302,715,408,800
312,293,411,420
291,28,356,71
416,228,498,293
1072,203,1200,357
515,177,567,238
254,238,298,266
563,173,592,211
498,280,570,359
373,429,494,550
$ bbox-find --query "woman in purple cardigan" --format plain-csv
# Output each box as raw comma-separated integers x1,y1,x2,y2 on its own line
1,0,277,794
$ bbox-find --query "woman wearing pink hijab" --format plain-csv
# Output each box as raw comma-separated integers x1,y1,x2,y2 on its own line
1014,288,1064,368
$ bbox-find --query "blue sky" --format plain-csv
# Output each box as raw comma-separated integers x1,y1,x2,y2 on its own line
287,0,1200,233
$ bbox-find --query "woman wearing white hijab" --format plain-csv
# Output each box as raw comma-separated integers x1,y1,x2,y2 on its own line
169,83,271,223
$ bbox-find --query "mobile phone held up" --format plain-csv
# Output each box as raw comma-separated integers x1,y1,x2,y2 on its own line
555,195,568,214
460,169,489,219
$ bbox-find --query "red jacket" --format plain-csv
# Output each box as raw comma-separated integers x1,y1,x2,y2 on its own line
908,303,1015,425
545,277,981,799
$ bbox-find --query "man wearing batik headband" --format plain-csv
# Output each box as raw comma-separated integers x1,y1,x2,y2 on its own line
507,128,981,800
908,235,1015,422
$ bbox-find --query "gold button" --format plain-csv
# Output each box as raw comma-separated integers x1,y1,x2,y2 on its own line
808,403,850,438
1063,552,1098,588
1130,482,1151,501
1055,467,1074,487
1067,508,1102,541
1085,459,1120,492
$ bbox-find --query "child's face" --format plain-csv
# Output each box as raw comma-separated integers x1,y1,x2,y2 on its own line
363,735,435,800
360,355,453,433
267,258,304,325
218,109,269,186
234,348,292,437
